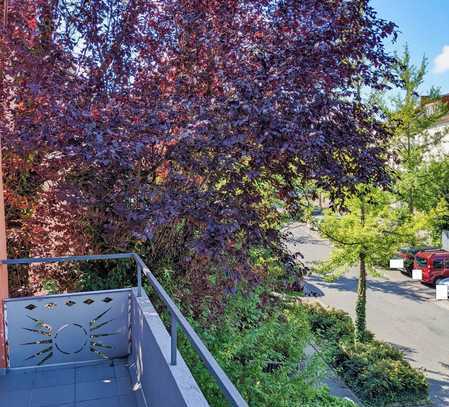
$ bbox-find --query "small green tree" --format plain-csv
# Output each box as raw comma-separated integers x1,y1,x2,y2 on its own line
316,186,418,342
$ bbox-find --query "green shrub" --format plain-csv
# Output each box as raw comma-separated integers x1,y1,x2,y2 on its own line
305,304,429,407
249,247,305,292
306,303,354,343
79,260,135,292
178,289,354,406
335,341,428,406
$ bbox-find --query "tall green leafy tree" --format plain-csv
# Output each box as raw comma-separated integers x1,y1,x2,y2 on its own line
315,48,448,343
413,158,449,213
387,47,448,215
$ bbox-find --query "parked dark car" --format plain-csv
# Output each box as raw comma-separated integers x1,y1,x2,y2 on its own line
413,249,449,285
393,246,439,276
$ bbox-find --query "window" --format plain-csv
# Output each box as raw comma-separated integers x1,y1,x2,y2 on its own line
415,257,427,267
433,259,444,269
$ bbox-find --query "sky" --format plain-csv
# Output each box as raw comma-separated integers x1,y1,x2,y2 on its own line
371,0,449,96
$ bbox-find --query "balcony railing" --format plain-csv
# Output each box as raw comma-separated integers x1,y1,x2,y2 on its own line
1,253,248,407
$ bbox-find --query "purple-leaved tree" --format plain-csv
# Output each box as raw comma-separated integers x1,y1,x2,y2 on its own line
1,0,396,303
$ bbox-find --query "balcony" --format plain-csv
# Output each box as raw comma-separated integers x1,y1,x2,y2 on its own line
0,254,247,407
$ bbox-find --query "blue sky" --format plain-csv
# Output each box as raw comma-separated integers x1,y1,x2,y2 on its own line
371,0,449,95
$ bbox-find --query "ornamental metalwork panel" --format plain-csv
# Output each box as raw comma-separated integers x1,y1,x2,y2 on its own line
4,289,131,368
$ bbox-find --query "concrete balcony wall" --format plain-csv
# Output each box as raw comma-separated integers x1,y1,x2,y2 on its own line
129,288,209,407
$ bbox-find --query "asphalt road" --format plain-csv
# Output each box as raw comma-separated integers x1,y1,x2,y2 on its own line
284,222,449,407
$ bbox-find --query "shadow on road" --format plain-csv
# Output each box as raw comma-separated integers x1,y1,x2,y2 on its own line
284,234,328,246
367,279,431,304
307,274,358,293
303,281,325,297
306,274,431,304
426,376,449,406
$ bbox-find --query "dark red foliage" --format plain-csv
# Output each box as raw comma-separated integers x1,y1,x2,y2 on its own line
1,0,396,295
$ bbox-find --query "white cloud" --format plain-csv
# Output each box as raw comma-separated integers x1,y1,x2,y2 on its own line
434,45,449,74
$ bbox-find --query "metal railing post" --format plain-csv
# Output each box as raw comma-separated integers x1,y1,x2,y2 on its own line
137,262,142,297
0,136,8,369
170,311,177,365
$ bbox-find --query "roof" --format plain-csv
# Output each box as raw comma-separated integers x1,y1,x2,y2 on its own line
421,94,449,106
420,94,449,127
415,249,449,259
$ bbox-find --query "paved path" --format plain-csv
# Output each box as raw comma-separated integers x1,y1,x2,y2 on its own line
284,222,449,406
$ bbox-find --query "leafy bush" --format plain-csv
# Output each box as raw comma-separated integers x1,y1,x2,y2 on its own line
79,260,135,292
305,304,429,407
335,341,428,406
178,289,354,407
306,303,354,343
249,247,305,292
428,198,449,245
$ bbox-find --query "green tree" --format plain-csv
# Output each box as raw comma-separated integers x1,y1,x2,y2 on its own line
316,186,416,342
412,158,449,213
387,47,449,215
313,48,448,342
428,198,449,245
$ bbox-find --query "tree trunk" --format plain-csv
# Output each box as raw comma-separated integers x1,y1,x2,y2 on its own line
355,251,367,342
355,195,367,342
406,124,415,215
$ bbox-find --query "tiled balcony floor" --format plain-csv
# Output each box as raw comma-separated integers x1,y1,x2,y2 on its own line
0,358,139,407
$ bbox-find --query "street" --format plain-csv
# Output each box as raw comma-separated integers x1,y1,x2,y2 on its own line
285,222,449,406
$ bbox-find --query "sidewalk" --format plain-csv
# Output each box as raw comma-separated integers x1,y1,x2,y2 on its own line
304,341,362,406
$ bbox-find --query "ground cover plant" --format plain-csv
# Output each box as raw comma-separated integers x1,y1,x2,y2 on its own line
305,303,429,407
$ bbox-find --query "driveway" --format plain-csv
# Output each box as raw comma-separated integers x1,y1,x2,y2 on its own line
284,222,449,406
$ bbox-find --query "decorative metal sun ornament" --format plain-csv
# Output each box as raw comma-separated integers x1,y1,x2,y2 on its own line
22,305,117,365
4,290,131,368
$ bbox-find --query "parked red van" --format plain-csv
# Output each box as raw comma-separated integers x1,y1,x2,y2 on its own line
413,249,449,285
393,246,438,276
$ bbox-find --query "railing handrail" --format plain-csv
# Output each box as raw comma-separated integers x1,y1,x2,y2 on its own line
0,253,135,265
0,253,248,407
